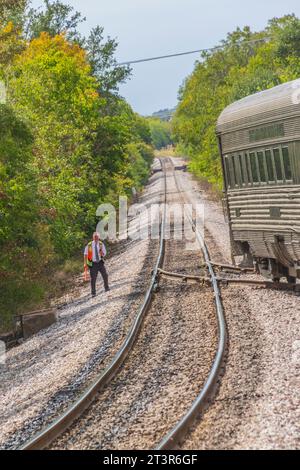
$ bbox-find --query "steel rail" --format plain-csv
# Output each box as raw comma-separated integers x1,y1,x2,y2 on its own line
158,268,299,292
209,262,255,273
157,268,211,285
20,160,167,450
156,158,227,450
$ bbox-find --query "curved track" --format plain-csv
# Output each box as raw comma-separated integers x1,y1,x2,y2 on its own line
156,158,227,449
20,158,227,450
20,161,167,450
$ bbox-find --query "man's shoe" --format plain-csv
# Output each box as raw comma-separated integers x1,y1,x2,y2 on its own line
92,293,96,297
105,287,110,292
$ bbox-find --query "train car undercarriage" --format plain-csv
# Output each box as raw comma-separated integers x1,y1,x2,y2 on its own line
234,238,300,283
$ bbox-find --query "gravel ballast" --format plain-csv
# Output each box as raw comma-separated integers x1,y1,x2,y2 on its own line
2,156,299,450
173,157,300,450
49,159,219,450
0,164,162,449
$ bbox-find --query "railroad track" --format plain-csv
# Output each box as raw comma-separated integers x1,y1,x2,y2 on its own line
155,158,227,449
19,160,166,450
20,157,227,450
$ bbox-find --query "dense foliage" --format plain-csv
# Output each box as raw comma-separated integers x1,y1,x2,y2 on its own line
0,0,154,331
147,118,173,149
172,15,300,188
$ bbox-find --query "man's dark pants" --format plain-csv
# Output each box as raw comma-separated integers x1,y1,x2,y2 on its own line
89,261,109,295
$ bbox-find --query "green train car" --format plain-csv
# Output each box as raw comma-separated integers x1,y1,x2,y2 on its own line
217,79,300,283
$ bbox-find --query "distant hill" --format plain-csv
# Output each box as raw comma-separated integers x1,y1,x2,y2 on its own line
151,107,176,121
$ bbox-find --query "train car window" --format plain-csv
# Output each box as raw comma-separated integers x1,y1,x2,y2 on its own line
282,147,292,180
224,157,231,188
273,148,283,181
238,154,246,185
249,152,259,183
225,155,236,188
231,156,238,186
234,155,242,186
232,157,238,186
245,153,252,184
265,149,275,182
257,151,267,183
244,154,250,184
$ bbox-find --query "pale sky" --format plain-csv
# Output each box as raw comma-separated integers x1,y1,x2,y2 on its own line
30,0,300,115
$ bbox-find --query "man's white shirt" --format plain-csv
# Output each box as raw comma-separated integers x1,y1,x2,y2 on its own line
84,241,107,261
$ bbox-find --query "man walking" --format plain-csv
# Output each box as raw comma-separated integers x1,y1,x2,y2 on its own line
84,232,110,297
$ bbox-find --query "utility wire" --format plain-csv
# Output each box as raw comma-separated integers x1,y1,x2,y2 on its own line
117,37,269,66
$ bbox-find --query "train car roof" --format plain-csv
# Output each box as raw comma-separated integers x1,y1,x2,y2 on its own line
217,79,300,134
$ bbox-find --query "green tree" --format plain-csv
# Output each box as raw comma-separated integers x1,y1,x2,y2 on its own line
133,114,152,145
0,104,37,246
0,104,43,331
90,100,153,205
0,2,155,331
25,0,85,42
9,32,100,257
86,26,131,97
0,21,25,73
173,16,300,188
271,15,300,79
25,1,131,98
0,0,27,25
148,118,172,149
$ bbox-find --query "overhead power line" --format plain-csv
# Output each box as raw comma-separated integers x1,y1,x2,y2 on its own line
117,37,270,66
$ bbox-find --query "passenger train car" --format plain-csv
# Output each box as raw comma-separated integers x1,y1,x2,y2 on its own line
217,80,300,283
